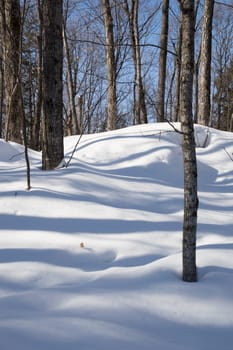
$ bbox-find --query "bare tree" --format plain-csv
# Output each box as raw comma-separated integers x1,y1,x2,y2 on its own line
179,0,198,282
211,5,233,130
174,20,182,122
198,0,214,126
0,0,22,143
101,0,117,130
42,0,64,170
63,0,80,135
156,0,169,122
30,0,43,150
123,0,147,124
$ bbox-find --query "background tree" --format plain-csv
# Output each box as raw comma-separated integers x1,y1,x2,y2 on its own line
213,59,233,131
198,0,214,126
178,0,198,282
63,0,80,135
30,0,43,150
123,0,148,124
101,0,117,131
0,0,22,143
211,4,233,131
42,0,64,170
156,0,169,122
173,15,182,123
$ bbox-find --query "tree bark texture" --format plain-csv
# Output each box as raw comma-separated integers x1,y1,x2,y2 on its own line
102,0,117,130
198,0,214,126
157,0,169,122
0,53,3,138
179,0,198,282
42,0,64,170
1,0,22,143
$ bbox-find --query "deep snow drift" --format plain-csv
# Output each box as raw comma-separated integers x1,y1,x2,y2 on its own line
0,123,232,350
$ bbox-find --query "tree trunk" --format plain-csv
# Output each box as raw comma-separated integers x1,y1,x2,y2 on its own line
179,0,198,282
193,55,200,123
157,0,169,122
31,0,43,151
1,0,23,143
101,0,117,131
0,51,3,138
123,0,147,124
63,23,80,135
174,22,182,122
78,95,83,134
42,0,64,170
198,0,214,126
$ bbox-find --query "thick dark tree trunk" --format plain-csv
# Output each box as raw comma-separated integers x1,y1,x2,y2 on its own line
42,0,64,170
1,0,22,143
0,55,3,138
179,0,198,282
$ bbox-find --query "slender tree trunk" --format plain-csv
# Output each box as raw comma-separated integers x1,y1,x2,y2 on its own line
198,0,214,126
102,0,117,131
31,0,43,151
123,0,147,124
42,0,64,170
230,113,233,132
63,23,80,135
78,95,83,134
174,22,182,122
193,57,199,123
157,0,169,122
132,0,147,124
179,0,198,282
167,68,175,121
1,0,23,143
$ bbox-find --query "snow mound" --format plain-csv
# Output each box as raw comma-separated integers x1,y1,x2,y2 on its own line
0,122,232,350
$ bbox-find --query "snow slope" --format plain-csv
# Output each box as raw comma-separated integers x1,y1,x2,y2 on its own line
0,123,232,350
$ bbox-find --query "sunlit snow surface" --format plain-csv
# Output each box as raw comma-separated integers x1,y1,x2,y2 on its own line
0,123,232,350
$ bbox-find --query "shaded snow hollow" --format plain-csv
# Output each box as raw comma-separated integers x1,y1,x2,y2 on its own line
0,123,232,350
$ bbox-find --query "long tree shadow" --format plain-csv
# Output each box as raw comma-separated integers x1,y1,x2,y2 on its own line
0,214,182,234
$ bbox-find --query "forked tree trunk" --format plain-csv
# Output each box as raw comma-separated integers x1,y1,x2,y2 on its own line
179,0,198,282
42,0,64,170
123,0,147,124
101,0,117,130
198,0,214,126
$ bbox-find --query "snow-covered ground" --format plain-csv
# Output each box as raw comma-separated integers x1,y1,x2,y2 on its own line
0,123,232,350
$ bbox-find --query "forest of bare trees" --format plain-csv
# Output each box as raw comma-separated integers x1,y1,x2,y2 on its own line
0,0,232,151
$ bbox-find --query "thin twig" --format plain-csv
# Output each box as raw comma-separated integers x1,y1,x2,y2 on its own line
224,147,233,161
65,133,83,168
165,119,184,134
